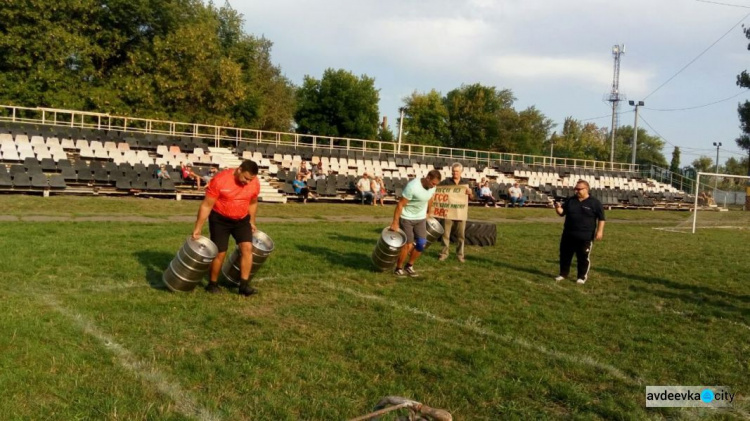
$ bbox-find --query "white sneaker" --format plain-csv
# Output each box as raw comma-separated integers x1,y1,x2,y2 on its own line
576,278,586,284
554,276,565,282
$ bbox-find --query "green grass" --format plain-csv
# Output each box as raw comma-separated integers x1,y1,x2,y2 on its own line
0,196,748,419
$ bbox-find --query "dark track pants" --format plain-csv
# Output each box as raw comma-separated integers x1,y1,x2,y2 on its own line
559,235,593,281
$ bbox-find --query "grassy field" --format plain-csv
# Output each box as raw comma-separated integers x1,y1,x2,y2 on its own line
0,195,748,420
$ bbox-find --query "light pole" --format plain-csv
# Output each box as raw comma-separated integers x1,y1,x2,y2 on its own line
397,107,406,155
628,100,644,169
713,141,722,195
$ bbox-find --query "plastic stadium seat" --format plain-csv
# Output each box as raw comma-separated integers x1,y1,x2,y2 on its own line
0,173,12,188
31,174,48,188
161,179,175,192
12,174,31,188
131,178,148,190
49,175,66,189
115,179,131,190
146,179,161,191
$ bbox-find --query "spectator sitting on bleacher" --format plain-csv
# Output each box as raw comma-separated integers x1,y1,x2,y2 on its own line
479,181,499,208
156,164,171,180
313,162,327,180
298,161,311,180
357,172,374,204
371,176,386,206
508,182,526,207
203,166,218,184
181,163,202,189
292,172,311,204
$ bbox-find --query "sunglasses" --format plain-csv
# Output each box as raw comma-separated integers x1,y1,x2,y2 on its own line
574,187,586,191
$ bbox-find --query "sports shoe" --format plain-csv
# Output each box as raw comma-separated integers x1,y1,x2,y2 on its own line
204,282,221,293
238,281,258,296
438,255,448,261
394,267,406,276
554,276,565,282
457,256,465,263
404,264,418,277
576,278,586,284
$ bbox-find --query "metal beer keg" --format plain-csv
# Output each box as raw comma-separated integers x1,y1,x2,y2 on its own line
424,217,445,249
221,230,275,285
163,236,218,292
371,227,407,271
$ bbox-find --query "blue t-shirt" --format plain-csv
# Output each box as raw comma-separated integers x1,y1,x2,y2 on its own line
292,179,306,194
401,178,436,220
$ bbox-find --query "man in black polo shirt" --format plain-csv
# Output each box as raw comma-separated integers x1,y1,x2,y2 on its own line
438,163,473,263
553,179,605,284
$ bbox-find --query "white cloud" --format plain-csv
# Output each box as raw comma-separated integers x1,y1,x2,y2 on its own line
487,55,654,95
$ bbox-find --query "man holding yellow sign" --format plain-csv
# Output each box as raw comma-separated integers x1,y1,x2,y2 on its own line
434,163,473,263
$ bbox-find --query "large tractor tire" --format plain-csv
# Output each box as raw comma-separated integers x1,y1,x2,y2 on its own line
444,220,497,247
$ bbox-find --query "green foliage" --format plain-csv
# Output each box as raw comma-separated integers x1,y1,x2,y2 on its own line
444,83,516,151
401,90,450,146
691,156,714,173
613,126,668,167
548,117,608,160
0,0,295,130
294,68,380,139
670,147,681,173
735,26,750,170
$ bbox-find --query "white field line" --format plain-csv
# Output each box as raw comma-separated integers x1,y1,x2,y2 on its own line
43,296,221,421
320,281,641,386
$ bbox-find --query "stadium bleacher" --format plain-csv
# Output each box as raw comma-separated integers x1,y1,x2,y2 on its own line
0,118,693,208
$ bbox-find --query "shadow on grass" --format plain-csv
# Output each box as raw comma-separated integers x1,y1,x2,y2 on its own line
599,267,750,318
467,254,555,279
296,245,373,271
328,233,375,246
133,250,173,291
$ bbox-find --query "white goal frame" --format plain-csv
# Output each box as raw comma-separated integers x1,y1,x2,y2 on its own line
692,171,750,233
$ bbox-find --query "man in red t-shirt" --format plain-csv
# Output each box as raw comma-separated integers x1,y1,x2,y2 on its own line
192,160,261,296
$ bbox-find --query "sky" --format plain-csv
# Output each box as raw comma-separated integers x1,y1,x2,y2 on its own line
232,0,750,167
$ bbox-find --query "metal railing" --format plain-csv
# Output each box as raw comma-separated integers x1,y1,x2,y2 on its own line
0,103,641,171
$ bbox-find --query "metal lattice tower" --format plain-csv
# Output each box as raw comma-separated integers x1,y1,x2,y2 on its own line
606,44,625,166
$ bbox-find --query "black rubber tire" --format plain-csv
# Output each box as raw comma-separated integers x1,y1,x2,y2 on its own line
445,219,497,247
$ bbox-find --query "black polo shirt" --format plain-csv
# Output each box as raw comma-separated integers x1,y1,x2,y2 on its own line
562,195,606,240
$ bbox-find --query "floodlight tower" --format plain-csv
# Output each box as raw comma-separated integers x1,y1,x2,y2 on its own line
606,44,626,168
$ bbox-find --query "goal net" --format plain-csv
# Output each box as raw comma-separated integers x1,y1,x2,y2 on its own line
688,172,750,234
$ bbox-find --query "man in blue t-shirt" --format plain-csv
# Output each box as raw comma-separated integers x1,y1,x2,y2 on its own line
389,169,442,277
553,179,606,285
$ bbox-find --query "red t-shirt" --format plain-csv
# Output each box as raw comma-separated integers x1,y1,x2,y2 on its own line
205,169,260,219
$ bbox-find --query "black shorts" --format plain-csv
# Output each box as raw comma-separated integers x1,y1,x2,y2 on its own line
208,211,253,253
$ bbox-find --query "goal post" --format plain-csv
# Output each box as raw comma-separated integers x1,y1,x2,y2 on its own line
692,172,750,233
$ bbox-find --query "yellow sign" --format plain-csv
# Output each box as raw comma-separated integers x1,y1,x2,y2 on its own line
431,185,469,221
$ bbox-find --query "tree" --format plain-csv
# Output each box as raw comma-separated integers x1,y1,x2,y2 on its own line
401,90,450,146
613,126,668,167
670,147,681,173
547,117,608,160
736,24,750,175
0,0,296,130
514,106,555,155
444,83,516,151
691,156,714,173
294,68,380,139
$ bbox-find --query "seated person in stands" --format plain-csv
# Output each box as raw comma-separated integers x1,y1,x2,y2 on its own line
479,181,499,208
180,163,202,189
371,175,386,206
292,172,310,204
156,164,171,180
203,166,218,184
698,191,708,206
298,161,311,180
356,172,374,204
508,182,526,207
314,162,327,180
